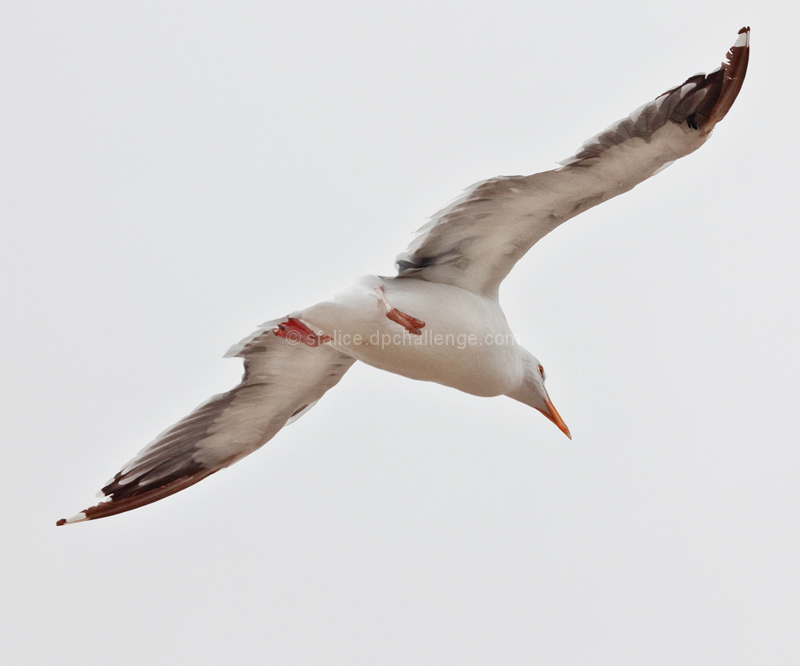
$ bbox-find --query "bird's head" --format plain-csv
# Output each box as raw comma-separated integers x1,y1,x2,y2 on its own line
507,351,571,439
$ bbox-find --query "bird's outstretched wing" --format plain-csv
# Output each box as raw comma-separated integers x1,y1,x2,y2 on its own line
395,28,750,297
57,320,355,524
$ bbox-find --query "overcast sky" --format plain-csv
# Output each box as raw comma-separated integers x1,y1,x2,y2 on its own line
2,2,798,664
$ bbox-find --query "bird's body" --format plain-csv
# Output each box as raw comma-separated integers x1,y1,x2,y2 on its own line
298,276,522,398
58,28,750,525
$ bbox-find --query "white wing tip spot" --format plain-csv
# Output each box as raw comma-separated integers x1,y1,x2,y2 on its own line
56,512,87,526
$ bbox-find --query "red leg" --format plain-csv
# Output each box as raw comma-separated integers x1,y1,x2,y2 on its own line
376,286,426,336
274,318,331,347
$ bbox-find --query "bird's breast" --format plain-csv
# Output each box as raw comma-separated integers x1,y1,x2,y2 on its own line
304,276,523,397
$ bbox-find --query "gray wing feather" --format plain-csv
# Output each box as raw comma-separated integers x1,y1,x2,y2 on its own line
57,319,355,524
395,29,749,297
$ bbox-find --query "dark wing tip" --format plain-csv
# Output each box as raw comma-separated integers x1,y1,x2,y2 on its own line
55,468,216,525
700,26,750,133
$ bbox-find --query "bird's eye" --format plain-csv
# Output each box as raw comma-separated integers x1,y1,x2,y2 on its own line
538,364,546,381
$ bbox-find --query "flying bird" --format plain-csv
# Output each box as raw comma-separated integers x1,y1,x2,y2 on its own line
58,28,750,525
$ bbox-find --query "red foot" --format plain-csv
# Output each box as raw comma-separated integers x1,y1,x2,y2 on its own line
376,286,426,336
274,318,331,347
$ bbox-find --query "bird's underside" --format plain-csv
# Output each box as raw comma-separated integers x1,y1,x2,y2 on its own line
57,28,750,525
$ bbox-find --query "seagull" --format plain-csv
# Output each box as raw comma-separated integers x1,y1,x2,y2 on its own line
58,28,750,525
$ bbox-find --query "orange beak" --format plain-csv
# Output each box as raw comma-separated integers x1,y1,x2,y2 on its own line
538,393,572,440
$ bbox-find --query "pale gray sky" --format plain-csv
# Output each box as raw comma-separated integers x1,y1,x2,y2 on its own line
2,2,798,664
